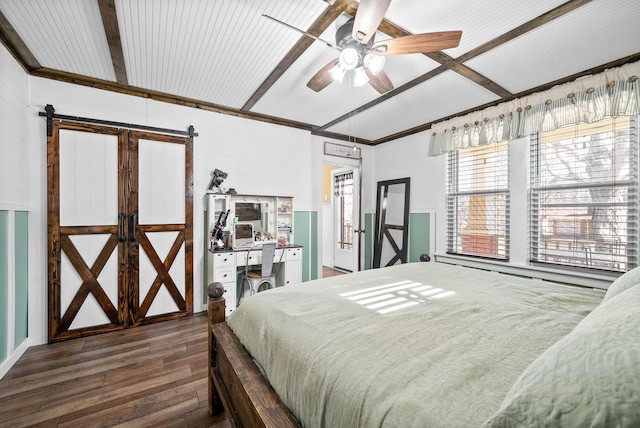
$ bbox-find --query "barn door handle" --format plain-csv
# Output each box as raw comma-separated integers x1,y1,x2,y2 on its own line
118,213,126,242
129,213,137,242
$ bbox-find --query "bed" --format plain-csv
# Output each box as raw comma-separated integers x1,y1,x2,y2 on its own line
207,261,640,427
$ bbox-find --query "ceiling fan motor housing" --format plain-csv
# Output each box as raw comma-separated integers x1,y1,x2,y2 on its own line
336,18,374,67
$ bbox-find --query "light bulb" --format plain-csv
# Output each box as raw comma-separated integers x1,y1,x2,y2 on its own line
339,47,359,70
328,63,346,83
364,53,385,75
353,67,369,87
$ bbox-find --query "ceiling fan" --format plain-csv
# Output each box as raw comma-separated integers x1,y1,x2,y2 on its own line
263,0,462,94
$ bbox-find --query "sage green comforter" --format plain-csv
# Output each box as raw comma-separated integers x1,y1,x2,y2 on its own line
227,262,603,427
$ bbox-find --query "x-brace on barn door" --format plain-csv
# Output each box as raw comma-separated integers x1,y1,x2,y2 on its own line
47,119,193,342
373,177,411,268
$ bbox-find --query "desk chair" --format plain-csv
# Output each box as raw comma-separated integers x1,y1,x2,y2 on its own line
241,243,281,297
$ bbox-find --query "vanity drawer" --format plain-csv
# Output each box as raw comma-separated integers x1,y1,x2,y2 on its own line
213,266,235,283
237,251,261,266
286,247,302,260
211,251,235,266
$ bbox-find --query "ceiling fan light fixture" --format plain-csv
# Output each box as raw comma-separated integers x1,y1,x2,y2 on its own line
328,63,346,83
339,47,359,70
363,53,385,75
353,67,369,87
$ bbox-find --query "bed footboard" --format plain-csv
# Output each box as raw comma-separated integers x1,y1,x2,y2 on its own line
207,282,300,427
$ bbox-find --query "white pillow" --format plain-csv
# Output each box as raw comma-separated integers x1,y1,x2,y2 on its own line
603,265,640,302
482,285,640,427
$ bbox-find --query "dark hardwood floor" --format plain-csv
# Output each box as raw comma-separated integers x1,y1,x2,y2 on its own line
0,313,230,428
2,271,347,427
322,266,348,278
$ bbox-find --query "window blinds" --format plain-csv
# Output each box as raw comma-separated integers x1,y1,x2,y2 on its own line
334,172,353,197
530,116,638,272
447,141,510,259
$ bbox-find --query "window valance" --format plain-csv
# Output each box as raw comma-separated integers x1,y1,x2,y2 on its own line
428,61,640,156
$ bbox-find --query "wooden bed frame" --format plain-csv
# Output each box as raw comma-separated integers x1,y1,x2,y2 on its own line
207,282,300,427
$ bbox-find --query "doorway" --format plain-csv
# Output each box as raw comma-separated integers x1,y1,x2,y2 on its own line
322,164,361,273
333,168,359,271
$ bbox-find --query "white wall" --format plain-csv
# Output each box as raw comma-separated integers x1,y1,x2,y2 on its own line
372,132,439,214
0,46,29,205
0,43,31,377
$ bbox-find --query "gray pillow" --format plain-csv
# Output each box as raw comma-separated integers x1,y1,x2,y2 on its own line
482,284,640,427
603,265,640,302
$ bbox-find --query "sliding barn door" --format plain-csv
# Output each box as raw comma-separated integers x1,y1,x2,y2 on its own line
128,131,193,325
48,121,193,342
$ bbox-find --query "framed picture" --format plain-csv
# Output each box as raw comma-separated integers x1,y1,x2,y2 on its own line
324,142,361,159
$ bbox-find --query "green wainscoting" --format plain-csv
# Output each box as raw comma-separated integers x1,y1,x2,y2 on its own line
0,211,8,362
14,211,28,347
409,212,430,262
293,211,318,281
364,213,375,270
364,212,431,268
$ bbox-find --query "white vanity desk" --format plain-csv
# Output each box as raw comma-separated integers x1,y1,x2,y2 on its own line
208,244,303,316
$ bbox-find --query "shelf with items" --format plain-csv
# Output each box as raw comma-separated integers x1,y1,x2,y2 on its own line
276,196,293,246
206,193,294,250
206,193,232,251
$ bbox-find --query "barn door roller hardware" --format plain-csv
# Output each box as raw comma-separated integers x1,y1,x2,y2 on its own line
39,104,198,138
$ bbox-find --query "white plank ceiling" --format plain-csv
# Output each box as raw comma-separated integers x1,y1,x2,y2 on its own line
0,0,638,145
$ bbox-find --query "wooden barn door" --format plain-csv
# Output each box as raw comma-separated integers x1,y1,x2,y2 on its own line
47,121,193,342
128,131,193,325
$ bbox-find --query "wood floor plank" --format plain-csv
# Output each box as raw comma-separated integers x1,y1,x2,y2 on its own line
0,346,152,399
0,313,230,427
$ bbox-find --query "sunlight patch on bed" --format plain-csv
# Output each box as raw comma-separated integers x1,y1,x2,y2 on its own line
340,279,455,313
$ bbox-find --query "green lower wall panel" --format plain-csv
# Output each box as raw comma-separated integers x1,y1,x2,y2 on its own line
293,211,318,281
365,212,430,267
0,211,8,362
203,209,209,305
409,212,430,262
14,211,28,347
364,213,375,270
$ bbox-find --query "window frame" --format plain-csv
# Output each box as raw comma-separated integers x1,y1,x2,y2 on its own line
528,116,639,273
446,141,510,261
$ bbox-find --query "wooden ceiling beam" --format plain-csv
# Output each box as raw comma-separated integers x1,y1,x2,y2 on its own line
318,64,449,132
97,0,128,85
241,0,352,112
371,51,640,145
457,0,593,64
0,9,41,72
29,67,321,134
320,0,594,136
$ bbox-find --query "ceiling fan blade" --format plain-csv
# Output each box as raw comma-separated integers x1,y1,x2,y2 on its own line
307,59,340,92
371,31,462,55
365,69,394,94
352,0,392,45
262,14,340,51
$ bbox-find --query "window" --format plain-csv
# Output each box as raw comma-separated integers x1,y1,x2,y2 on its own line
530,116,639,272
447,141,510,259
